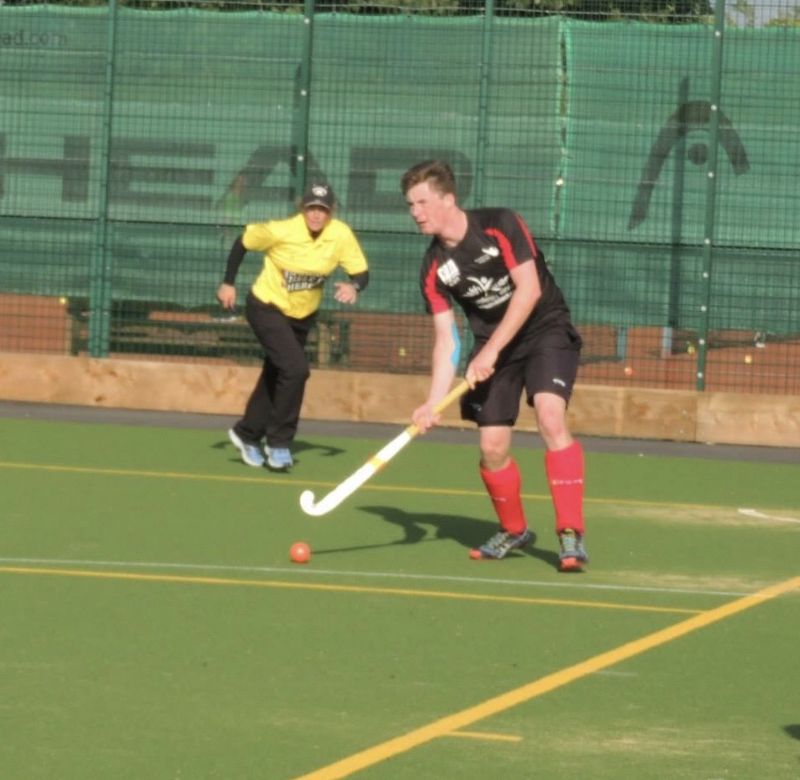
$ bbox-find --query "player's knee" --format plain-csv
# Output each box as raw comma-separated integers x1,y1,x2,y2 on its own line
536,408,568,444
283,362,310,385
479,442,510,469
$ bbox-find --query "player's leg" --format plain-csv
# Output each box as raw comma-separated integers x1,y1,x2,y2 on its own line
535,391,586,536
478,426,524,533
261,314,312,449
239,297,312,470
463,363,533,559
525,337,587,571
229,362,272,467
228,297,276,467
234,296,285,444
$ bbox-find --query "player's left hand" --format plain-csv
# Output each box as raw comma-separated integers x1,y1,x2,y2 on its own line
411,401,439,433
333,282,359,305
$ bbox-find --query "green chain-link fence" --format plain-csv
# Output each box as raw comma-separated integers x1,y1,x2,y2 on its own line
1,0,798,393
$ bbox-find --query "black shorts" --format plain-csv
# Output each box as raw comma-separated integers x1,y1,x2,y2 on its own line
460,325,582,427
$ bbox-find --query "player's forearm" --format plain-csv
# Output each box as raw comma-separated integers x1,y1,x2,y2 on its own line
347,270,369,291
485,291,537,354
428,341,458,405
484,262,540,354
222,236,247,285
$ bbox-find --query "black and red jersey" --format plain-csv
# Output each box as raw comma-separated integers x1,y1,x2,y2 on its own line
419,208,573,343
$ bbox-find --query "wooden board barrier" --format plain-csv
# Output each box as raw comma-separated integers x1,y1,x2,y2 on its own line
0,352,798,448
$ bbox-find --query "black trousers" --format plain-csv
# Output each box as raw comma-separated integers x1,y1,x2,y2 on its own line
233,294,314,448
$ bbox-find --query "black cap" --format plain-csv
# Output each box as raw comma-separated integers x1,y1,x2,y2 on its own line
301,182,335,210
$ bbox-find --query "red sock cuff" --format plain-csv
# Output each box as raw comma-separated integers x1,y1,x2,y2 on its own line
480,459,527,535
545,441,585,534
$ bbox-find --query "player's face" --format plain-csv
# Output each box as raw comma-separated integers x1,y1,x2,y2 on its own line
405,181,452,236
303,205,332,233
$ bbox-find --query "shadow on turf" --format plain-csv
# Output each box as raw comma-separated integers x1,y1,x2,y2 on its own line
784,724,800,741
313,504,563,571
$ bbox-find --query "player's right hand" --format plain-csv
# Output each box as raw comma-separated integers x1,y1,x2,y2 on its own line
466,348,497,386
216,283,236,310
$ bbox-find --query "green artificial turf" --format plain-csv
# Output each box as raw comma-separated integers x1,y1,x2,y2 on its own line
1,417,798,779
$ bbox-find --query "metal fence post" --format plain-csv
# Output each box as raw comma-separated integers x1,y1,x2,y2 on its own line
88,0,117,357
291,0,315,202
696,0,726,390
474,0,495,207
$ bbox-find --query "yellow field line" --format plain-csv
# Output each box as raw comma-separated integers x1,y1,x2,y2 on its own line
0,460,763,512
445,730,522,743
291,576,800,780
0,566,696,615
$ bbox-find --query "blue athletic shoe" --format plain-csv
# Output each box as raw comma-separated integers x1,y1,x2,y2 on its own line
266,446,293,471
228,429,265,468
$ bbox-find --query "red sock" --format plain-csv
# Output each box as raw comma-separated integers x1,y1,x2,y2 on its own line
480,458,527,535
545,441,585,534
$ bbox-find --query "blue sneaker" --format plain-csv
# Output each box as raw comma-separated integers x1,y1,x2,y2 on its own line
264,447,294,471
228,429,264,468
266,446,293,471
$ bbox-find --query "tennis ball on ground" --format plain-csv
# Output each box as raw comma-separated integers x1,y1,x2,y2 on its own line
290,541,311,564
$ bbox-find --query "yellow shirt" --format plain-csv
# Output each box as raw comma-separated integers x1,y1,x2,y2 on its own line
243,213,368,319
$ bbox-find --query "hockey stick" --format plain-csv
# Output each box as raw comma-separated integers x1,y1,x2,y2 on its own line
299,378,470,517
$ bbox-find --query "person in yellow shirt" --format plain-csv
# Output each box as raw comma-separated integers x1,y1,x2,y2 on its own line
216,182,369,470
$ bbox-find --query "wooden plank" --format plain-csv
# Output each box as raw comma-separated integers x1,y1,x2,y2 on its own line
1,353,797,448
697,391,800,447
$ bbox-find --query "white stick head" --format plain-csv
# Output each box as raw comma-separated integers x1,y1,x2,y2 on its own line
299,489,325,516
295,383,468,521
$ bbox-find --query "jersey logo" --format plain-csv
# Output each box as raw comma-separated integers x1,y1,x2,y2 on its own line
475,246,500,264
462,274,513,310
462,276,496,297
437,258,461,287
284,271,326,292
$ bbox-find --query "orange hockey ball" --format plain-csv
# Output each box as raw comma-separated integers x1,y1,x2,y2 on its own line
290,542,311,564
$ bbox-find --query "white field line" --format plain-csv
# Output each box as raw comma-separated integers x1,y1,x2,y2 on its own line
738,507,800,525
0,556,752,598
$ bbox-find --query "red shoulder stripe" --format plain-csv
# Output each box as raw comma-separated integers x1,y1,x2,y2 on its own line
424,260,450,314
484,227,518,269
513,214,541,260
